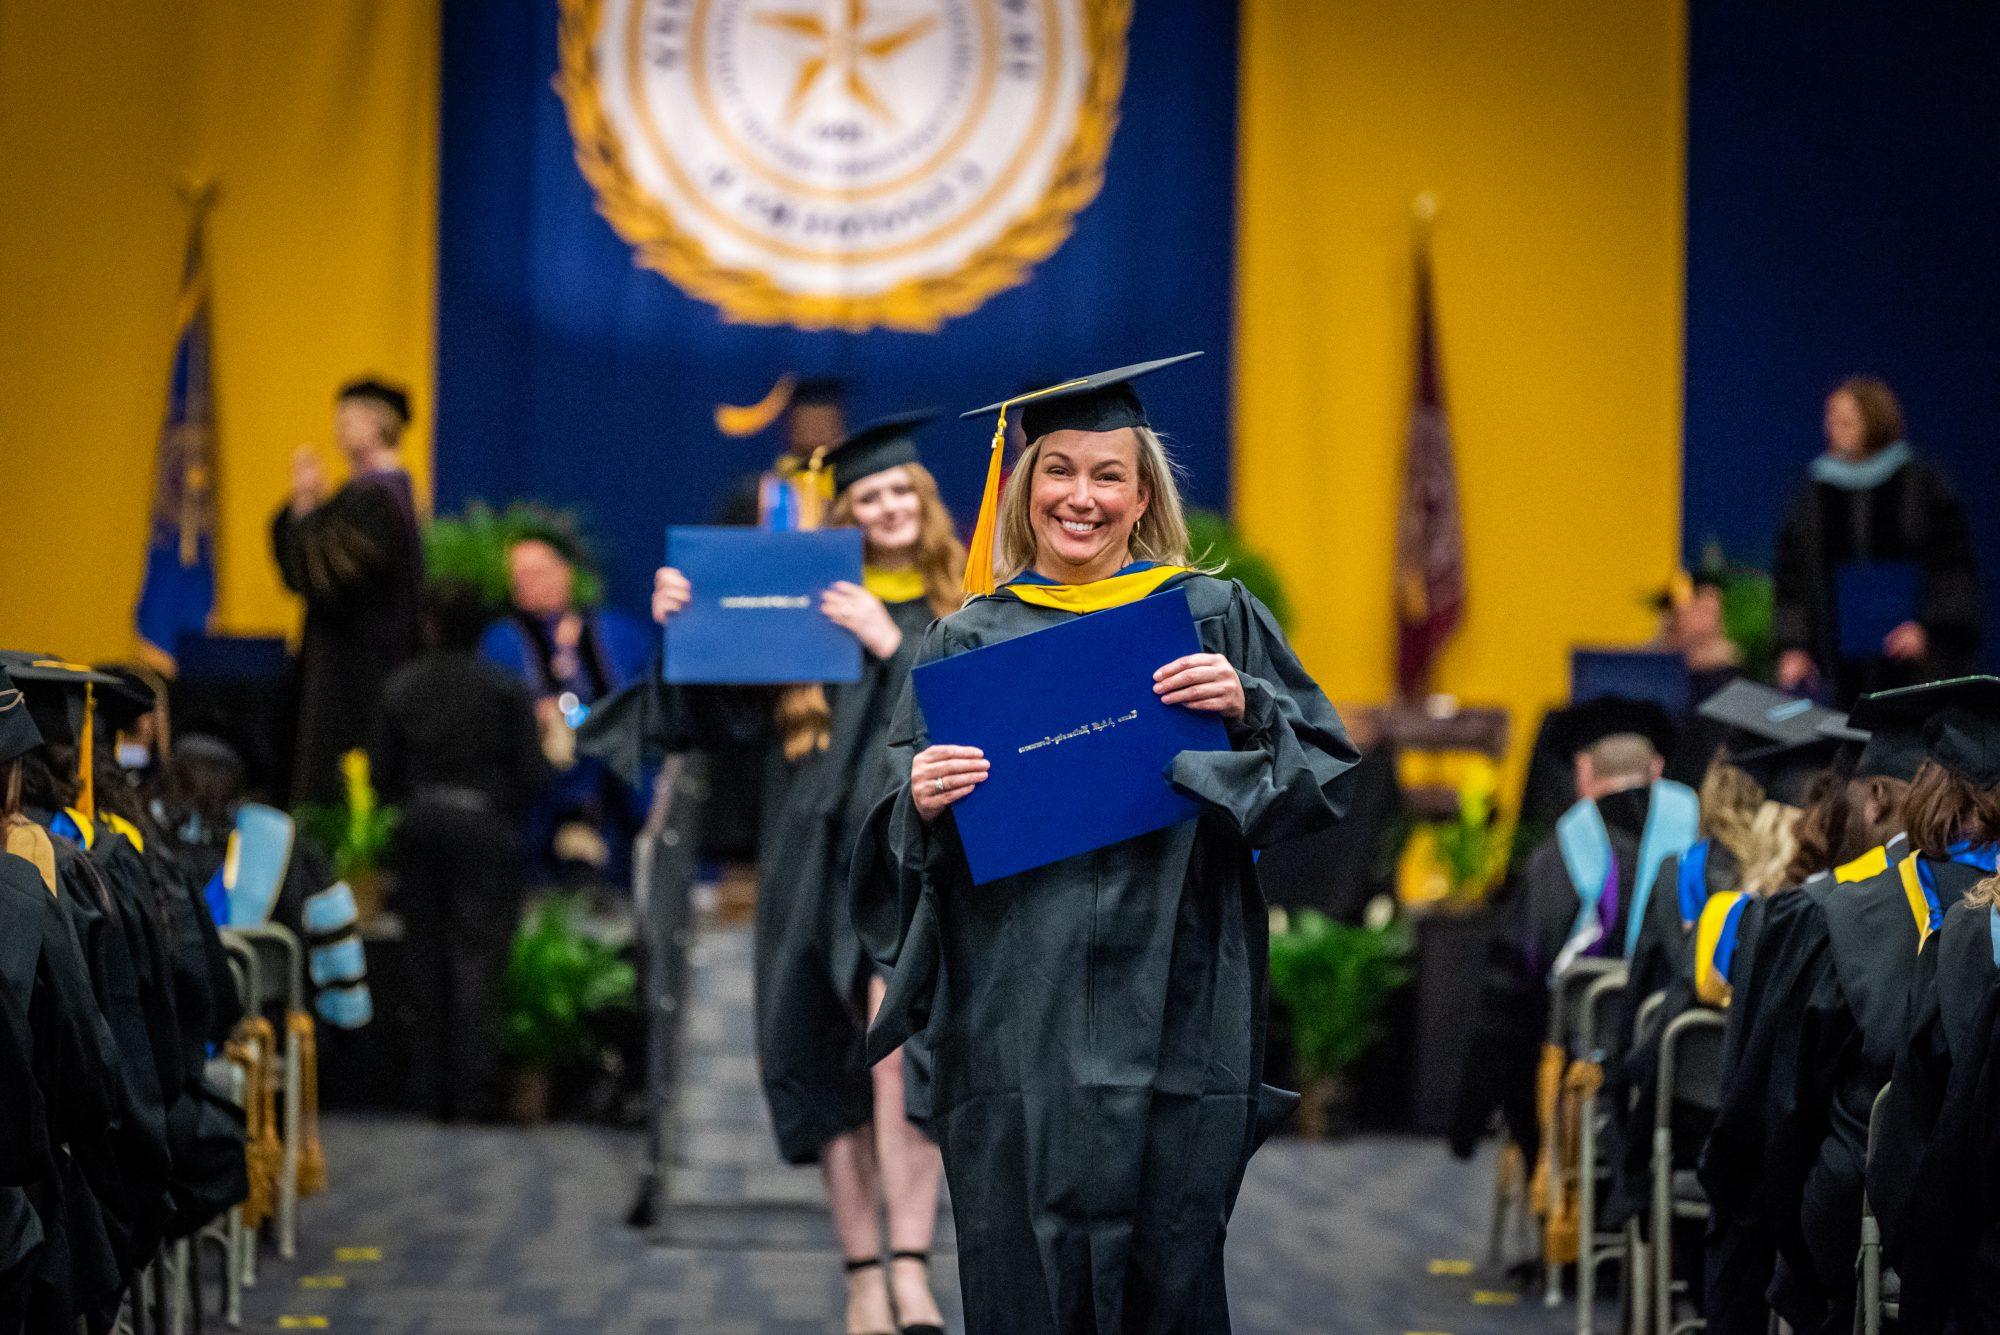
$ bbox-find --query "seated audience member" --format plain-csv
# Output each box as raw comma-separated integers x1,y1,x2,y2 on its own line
374,580,550,1121
1697,729,1916,1334
479,513,650,880
1774,376,1979,706
1450,696,1692,1164
1737,678,2000,1333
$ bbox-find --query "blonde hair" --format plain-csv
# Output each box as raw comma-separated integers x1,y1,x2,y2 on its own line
776,462,966,761
994,426,1210,582
1739,801,1802,896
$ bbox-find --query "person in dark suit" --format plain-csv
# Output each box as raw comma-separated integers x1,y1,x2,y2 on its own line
373,580,549,1121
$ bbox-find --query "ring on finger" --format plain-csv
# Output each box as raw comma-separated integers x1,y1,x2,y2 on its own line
933,777,946,795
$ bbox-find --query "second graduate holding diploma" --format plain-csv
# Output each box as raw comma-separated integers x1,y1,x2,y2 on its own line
854,355,1359,1334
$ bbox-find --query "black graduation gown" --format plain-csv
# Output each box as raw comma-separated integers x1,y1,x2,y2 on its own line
1605,840,1743,1229
1873,900,2000,1333
1777,855,1984,1331
853,575,1357,1335
756,595,934,1164
0,851,145,1334
271,469,425,802
1447,788,1650,1165
1773,452,1979,705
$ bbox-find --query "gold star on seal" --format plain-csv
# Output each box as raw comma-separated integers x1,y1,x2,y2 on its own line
754,0,938,126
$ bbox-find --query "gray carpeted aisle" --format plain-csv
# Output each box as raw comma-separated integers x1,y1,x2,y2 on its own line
236,926,1568,1333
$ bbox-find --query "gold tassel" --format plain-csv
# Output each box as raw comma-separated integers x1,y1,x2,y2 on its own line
233,1015,282,1231
1528,1040,1564,1217
290,1010,328,1197
962,406,1008,597
714,373,796,438
76,682,94,823
1543,1058,1604,1267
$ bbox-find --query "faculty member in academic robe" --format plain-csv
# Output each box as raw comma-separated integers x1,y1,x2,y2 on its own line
272,378,426,803
854,356,1359,1335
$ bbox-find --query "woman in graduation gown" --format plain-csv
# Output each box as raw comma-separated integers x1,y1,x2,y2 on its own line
1696,737,1914,1334
1760,679,2000,1332
650,413,962,1335
853,356,1359,1335
1773,376,1978,706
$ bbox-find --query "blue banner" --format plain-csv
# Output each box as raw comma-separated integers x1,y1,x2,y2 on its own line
438,0,1237,617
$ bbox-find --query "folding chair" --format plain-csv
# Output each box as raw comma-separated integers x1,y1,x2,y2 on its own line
223,923,306,1260
1858,1084,1896,1335
1574,968,1632,1335
1651,1007,1726,1335
1540,958,1627,1308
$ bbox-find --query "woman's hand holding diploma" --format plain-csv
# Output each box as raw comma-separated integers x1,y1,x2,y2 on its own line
1153,652,1245,721
912,745,987,821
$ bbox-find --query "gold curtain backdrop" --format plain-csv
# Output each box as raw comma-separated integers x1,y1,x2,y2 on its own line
0,0,439,660
0,0,1684,775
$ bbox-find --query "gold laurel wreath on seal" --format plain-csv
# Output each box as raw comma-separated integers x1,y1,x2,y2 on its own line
555,0,1131,333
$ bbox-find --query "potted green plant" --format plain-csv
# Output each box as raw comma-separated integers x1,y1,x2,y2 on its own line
294,748,399,921
499,896,637,1122
1267,907,1413,1137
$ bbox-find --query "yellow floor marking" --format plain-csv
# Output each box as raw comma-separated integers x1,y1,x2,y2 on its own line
1471,1289,1520,1306
278,1318,330,1330
1427,1258,1475,1275
301,1274,348,1289
334,1246,382,1262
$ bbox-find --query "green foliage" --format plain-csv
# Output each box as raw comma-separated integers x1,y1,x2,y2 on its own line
1267,910,1413,1083
500,896,637,1070
293,748,398,882
425,501,606,610
1186,509,1294,632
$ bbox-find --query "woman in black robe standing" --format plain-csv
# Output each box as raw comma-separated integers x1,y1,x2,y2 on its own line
653,413,962,1335
855,357,1358,1335
1773,376,1978,708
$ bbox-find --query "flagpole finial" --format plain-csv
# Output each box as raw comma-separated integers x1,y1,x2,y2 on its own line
176,174,220,213
1412,191,1439,231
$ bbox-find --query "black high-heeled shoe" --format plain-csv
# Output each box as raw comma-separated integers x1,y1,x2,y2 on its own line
845,1256,895,1335
890,1250,945,1335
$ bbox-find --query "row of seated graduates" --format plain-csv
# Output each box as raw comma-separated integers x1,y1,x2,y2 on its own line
1457,677,2000,1333
0,653,249,1334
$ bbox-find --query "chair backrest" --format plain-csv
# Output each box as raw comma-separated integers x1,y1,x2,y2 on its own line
1865,1083,1892,1165
1579,971,1630,1062
1550,958,1627,1052
1656,1008,1727,1127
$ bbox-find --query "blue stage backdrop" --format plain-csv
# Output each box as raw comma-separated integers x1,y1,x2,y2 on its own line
1683,1,2000,667
437,0,1238,617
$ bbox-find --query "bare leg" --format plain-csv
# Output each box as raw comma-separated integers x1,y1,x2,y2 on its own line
870,975,945,1329
823,1127,892,1334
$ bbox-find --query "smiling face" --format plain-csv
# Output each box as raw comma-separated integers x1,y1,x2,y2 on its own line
1027,428,1151,583
844,464,923,559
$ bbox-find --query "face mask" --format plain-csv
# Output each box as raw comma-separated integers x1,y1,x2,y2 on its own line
116,741,152,771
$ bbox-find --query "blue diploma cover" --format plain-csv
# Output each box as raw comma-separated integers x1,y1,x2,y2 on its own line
1835,560,1920,660
911,588,1230,884
663,527,864,684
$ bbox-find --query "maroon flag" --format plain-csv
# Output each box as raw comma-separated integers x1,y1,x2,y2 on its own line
1395,249,1467,697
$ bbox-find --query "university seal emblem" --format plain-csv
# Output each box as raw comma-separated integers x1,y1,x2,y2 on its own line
558,0,1129,331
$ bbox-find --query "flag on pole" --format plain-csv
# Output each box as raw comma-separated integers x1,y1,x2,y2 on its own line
135,198,218,673
1394,246,1467,698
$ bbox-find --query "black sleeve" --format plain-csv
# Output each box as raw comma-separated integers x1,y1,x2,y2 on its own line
1772,484,1816,657
370,679,410,806
270,484,403,606
1913,462,1980,662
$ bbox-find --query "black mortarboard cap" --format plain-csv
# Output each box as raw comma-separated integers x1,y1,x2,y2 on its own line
826,410,932,494
0,665,43,765
791,376,847,407
1850,675,2000,787
0,652,120,747
1547,694,1679,761
962,352,1202,443
337,376,412,426
1818,711,1923,783
1697,679,1844,748
1731,735,1845,807
91,666,158,734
